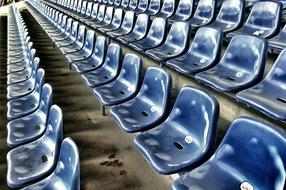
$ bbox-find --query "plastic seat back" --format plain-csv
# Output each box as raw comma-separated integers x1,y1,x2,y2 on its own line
138,67,172,114
119,11,135,32
21,138,80,190
92,36,106,62
114,0,122,6
110,8,123,28
70,21,79,43
187,27,222,68
116,54,142,93
245,1,281,30
193,0,216,21
172,0,193,21
128,0,138,9
216,0,244,25
147,0,161,15
137,0,148,11
162,21,189,52
85,2,93,17
132,14,149,37
216,35,267,84
146,17,166,45
90,3,99,20
83,30,95,56
97,5,106,22
59,15,67,32
102,6,114,24
108,0,114,5
159,0,175,18
101,43,121,75
80,1,87,15
39,75,53,113
75,25,86,47
172,116,286,190
121,0,130,8
64,18,73,36
76,0,83,13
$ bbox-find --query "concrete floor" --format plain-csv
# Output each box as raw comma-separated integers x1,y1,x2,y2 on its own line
0,12,172,189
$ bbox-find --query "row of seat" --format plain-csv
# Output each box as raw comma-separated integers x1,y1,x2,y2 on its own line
47,0,286,53
26,1,286,189
28,0,286,123
6,5,80,189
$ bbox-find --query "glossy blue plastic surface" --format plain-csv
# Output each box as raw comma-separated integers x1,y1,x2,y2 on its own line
7,83,52,148
7,64,41,101
72,36,106,73
92,6,113,28
155,0,175,19
55,21,79,47
60,25,86,55
93,53,142,106
107,11,135,37
117,13,149,44
134,86,219,174
129,17,166,52
166,27,222,75
195,35,268,92
7,70,45,120
145,21,190,62
208,0,244,33
66,30,95,63
226,1,282,39
7,105,63,188
144,0,160,15
188,0,216,30
135,0,148,14
168,0,193,23
236,49,286,121
110,67,172,133
21,137,80,190
99,8,123,33
81,43,121,87
172,116,286,190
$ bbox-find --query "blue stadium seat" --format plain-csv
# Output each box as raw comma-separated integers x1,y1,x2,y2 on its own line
195,35,267,92
50,18,73,42
47,15,68,38
188,0,216,30
81,44,121,87
114,0,122,7
165,27,222,75
7,64,41,101
93,53,142,106
7,45,35,74
172,116,286,190
168,0,193,23
54,21,79,47
7,105,63,188
72,36,106,73
117,13,149,44
110,67,172,133
155,0,175,19
80,2,93,21
134,86,219,174
129,17,166,52
269,24,286,53
7,56,38,85
107,11,135,38
119,0,130,9
208,0,244,33
84,3,99,24
7,72,45,120
60,25,86,55
99,8,123,33
65,30,95,64
226,1,282,39
145,21,190,62
144,0,161,16
92,6,114,28
7,83,52,148
126,0,138,11
135,0,149,14
21,138,80,190
90,5,106,25
236,49,286,121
